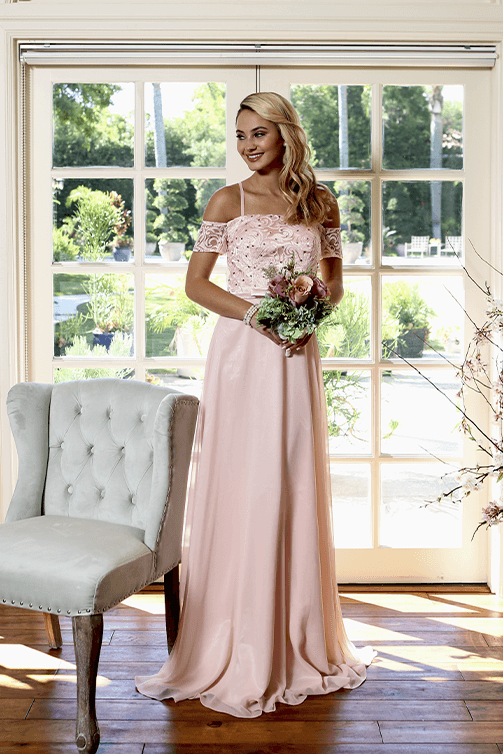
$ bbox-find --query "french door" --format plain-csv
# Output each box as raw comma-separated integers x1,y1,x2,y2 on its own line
28,63,491,582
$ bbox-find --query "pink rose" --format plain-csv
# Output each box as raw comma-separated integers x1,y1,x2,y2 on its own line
268,274,289,298
311,276,328,299
289,274,314,305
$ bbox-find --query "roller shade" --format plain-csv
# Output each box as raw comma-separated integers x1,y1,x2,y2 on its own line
19,42,498,68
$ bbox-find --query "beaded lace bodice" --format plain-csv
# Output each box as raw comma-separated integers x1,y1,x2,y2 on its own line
192,185,343,297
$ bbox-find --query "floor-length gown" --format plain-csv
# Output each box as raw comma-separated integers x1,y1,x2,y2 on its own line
135,183,375,718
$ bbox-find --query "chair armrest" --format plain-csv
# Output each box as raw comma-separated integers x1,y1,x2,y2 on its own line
5,383,53,522
145,393,199,576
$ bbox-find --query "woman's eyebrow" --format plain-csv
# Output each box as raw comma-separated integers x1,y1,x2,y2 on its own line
235,126,269,134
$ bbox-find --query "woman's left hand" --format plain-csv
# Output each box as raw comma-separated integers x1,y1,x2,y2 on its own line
281,331,314,357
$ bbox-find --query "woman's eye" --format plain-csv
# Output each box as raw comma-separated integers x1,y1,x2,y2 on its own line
255,132,265,137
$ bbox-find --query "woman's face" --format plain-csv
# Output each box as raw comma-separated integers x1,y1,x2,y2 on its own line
236,109,285,172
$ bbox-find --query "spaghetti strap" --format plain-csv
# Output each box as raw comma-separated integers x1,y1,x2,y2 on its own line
239,182,245,216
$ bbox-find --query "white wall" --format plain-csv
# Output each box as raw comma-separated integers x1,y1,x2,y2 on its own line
1,0,502,593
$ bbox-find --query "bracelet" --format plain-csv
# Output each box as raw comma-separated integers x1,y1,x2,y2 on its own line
243,303,260,327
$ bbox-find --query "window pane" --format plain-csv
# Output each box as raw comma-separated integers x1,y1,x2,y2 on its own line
380,464,462,548
53,179,134,263
145,82,226,168
381,369,461,456
145,368,204,398
331,464,372,548
318,277,371,360
145,178,225,261
382,180,463,265
54,367,134,383
321,181,371,265
383,85,463,170
53,83,134,168
291,84,371,169
146,273,226,358
54,273,134,358
381,276,463,361
324,370,371,455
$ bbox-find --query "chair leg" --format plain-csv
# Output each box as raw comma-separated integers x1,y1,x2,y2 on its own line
72,614,103,754
164,564,180,653
43,612,63,649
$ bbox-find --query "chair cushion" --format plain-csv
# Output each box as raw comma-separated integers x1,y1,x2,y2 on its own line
0,516,154,616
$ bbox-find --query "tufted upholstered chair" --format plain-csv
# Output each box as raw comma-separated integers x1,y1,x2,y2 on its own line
0,379,199,754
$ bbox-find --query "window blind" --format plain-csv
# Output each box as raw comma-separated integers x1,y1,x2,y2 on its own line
19,42,498,68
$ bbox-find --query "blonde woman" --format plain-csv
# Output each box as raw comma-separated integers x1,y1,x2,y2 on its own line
136,92,375,717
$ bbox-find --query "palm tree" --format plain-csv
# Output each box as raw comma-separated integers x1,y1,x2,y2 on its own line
429,85,443,241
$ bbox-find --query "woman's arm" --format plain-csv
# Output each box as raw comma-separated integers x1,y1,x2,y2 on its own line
319,256,344,306
318,189,344,306
185,187,254,321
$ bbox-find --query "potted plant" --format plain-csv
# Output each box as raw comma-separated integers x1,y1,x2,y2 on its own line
337,181,366,263
112,234,133,262
146,232,158,256
81,274,134,352
152,178,190,261
67,186,122,262
109,191,133,261
382,281,435,358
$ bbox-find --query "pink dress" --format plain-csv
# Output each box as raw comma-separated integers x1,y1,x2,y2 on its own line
135,184,375,717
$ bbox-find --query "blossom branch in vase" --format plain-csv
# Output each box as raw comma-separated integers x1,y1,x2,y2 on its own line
387,241,503,537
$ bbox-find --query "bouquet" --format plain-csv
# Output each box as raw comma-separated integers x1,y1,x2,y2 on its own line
254,255,336,342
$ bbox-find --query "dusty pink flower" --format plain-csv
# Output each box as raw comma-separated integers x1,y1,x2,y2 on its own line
289,274,314,305
268,274,289,299
310,276,328,299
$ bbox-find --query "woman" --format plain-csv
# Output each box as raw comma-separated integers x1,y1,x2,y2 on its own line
136,92,375,717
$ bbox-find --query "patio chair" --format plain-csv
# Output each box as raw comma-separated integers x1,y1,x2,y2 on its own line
404,235,429,257
443,235,463,256
0,378,199,754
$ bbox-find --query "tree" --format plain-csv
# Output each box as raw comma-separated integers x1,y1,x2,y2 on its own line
53,84,120,142
181,82,226,168
338,85,349,168
429,86,444,240
152,83,167,168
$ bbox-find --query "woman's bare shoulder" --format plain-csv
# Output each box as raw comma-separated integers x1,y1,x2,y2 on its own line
203,184,241,223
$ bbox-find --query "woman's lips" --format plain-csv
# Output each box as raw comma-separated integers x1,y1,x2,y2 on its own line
246,153,264,161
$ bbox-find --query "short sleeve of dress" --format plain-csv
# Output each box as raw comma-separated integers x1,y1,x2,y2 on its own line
319,226,343,260
192,220,228,255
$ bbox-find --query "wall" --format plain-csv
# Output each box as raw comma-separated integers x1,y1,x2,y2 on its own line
1,0,502,593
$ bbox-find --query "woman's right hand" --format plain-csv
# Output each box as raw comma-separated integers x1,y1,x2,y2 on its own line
250,313,308,356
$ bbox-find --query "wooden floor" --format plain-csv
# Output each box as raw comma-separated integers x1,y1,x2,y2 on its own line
1,588,503,753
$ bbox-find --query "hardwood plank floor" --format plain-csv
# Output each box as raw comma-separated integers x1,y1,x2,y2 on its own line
0,589,502,753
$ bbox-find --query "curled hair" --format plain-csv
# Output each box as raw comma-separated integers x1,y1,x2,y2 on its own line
236,92,331,226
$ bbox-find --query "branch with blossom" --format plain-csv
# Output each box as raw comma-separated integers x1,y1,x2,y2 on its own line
389,242,503,538
255,255,336,342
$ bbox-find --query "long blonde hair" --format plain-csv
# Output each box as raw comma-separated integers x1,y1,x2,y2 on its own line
236,92,331,226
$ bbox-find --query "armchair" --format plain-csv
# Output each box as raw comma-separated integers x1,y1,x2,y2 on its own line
0,379,199,754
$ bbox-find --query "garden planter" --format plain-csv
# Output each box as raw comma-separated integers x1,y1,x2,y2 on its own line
93,331,115,351
396,327,429,358
342,241,363,264
92,330,134,355
145,242,157,256
159,242,185,261
113,247,132,262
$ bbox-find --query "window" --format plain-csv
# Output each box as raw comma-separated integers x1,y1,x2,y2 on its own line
28,64,491,582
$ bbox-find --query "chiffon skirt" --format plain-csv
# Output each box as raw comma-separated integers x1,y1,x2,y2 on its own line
136,303,375,717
